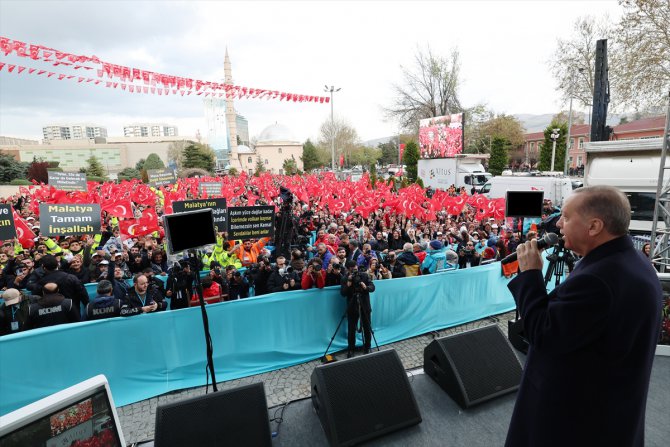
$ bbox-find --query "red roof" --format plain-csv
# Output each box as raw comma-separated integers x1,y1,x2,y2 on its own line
524,124,591,142
613,116,665,134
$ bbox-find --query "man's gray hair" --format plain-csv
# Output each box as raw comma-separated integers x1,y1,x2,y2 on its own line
403,242,413,252
572,185,630,236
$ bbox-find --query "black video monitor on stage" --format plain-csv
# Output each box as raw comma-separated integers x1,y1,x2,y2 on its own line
505,190,544,218
163,208,217,253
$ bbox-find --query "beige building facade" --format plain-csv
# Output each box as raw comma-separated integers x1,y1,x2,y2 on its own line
237,123,303,175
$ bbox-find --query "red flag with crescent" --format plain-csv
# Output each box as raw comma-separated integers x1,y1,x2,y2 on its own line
101,200,134,218
12,209,35,248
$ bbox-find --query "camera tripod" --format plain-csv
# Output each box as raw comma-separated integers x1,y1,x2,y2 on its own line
544,239,576,288
321,291,380,363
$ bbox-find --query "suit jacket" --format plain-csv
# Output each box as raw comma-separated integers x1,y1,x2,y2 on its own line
506,236,662,447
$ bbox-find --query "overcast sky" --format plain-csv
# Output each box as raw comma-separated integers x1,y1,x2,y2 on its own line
0,0,623,144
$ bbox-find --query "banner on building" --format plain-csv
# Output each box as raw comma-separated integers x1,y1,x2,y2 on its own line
172,198,227,232
47,171,88,192
227,206,275,239
0,204,17,241
147,169,176,187
39,203,101,236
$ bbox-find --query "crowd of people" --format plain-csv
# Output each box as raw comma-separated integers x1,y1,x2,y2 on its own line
0,173,666,346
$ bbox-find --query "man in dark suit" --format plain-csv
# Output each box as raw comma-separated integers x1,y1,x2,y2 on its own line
341,260,375,358
507,185,662,447
347,240,362,263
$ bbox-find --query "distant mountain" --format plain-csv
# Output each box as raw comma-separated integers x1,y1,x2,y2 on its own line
362,136,397,147
514,113,626,133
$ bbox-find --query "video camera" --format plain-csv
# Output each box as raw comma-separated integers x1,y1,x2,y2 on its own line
538,213,561,235
279,186,293,205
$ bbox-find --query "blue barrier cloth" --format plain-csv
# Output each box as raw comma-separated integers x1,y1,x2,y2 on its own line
0,262,516,415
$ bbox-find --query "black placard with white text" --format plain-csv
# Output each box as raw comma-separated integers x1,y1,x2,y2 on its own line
39,203,102,236
0,204,17,241
172,198,227,232
199,182,223,197
48,171,88,192
147,169,176,187
227,206,275,239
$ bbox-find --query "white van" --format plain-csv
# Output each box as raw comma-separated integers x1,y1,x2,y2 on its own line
478,176,573,206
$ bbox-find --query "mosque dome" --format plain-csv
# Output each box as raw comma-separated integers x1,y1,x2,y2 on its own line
257,123,298,143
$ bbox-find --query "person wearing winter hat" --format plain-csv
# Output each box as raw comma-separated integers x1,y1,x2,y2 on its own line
445,250,460,269
0,289,30,336
421,240,447,274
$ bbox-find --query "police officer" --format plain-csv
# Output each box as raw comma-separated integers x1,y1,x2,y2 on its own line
25,282,80,329
341,260,375,358
86,280,122,320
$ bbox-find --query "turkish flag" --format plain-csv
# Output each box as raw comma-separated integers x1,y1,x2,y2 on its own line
101,200,134,218
399,143,406,162
12,209,35,249
339,154,344,167
118,218,139,237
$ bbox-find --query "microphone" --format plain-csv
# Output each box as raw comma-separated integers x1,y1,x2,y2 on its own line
501,232,560,264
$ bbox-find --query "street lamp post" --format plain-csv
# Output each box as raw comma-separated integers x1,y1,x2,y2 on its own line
324,85,341,171
550,128,560,172
564,96,573,176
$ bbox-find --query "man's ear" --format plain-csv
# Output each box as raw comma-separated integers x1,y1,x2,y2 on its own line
588,218,605,236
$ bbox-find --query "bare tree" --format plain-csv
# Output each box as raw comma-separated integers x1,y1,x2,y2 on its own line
550,1,670,112
548,16,618,109
616,0,670,109
318,116,360,167
386,46,463,132
167,140,187,169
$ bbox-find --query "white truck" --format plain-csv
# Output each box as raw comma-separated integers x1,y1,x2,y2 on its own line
418,155,491,191
584,137,663,234
478,175,574,207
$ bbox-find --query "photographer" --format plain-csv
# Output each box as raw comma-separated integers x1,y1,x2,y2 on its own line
383,251,406,278
368,258,391,280
341,260,375,358
166,261,194,310
325,258,344,287
301,257,326,289
356,243,378,270
267,262,301,293
252,257,273,296
225,267,250,300
458,241,481,269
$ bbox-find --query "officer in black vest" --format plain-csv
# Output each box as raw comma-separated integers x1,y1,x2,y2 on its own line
26,282,80,330
86,280,122,320
0,289,31,336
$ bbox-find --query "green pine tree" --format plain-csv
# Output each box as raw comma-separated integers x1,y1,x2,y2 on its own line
488,137,509,176
182,143,215,172
402,141,420,182
143,153,165,170
369,163,377,189
282,158,298,175
539,122,568,172
302,139,321,172
254,156,266,176
85,155,106,177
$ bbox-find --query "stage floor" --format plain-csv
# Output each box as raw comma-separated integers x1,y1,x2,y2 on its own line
136,355,669,446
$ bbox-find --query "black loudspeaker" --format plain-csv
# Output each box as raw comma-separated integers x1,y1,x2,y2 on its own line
311,349,422,447
423,325,523,409
154,382,271,447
